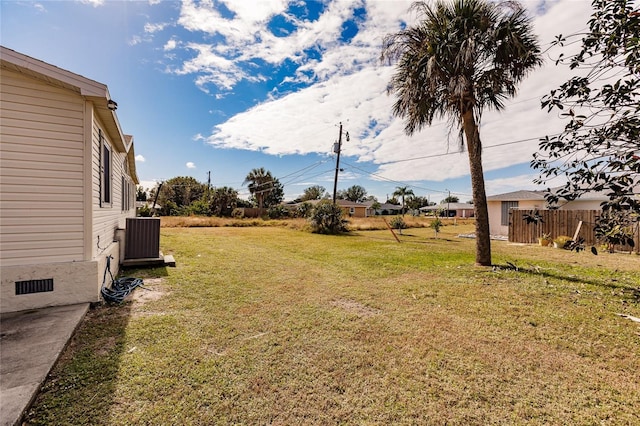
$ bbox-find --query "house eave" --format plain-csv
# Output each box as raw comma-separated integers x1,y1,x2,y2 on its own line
1,45,129,153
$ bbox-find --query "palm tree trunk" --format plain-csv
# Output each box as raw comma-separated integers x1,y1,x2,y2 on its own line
462,111,492,266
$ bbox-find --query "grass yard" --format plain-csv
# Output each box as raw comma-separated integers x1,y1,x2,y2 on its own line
26,221,640,425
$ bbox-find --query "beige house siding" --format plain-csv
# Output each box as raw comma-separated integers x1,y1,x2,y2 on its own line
0,46,138,314
90,116,136,261
0,68,86,266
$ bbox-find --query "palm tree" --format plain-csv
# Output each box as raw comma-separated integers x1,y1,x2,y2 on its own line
393,186,415,216
381,0,541,266
243,167,274,209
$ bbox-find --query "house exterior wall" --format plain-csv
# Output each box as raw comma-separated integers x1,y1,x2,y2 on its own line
0,65,136,313
487,200,543,236
554,199,603,210
0,68,86,266
341,206,368,218
90,115,136,262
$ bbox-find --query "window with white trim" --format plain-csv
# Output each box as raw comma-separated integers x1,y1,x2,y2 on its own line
501,201,518,226
121,159,132,211
99,129,112,207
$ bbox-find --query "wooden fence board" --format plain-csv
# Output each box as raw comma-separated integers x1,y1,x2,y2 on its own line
508,209,639,253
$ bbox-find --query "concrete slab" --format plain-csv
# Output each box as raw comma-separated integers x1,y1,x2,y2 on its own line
0,303,89,426
163,254,176,267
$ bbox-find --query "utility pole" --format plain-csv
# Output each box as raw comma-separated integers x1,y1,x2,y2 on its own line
332,122,349,204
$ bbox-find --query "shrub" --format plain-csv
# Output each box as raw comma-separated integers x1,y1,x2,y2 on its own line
188,199,213,216
295,202,313,218
137,204,152,217
309,201,348,234
430,218,442,238
389,216,407,234
267,205,288,219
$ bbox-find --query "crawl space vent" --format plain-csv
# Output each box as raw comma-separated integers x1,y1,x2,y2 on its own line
15,278,54,295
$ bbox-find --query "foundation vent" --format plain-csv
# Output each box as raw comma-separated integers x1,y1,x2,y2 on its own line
15,278,54,295
125,218,161,259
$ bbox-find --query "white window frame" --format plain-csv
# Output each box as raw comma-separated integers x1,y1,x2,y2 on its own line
501,201,518,226
99,129,112,207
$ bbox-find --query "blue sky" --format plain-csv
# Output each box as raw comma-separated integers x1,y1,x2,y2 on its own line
1,0,593,203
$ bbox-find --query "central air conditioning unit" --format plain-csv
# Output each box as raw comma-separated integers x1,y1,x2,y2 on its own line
124,217,160,260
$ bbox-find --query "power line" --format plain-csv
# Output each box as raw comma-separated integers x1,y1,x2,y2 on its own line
340,160,469,197
376,133,561,166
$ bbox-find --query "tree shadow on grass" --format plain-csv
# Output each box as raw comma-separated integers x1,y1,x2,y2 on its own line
492,262,640,296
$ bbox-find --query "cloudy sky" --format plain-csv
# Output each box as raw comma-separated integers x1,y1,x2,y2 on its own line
1,0,593,202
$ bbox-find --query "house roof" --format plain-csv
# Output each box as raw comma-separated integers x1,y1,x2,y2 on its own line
289,199,371,208
486,187,611,202
0,45,138,183
420,203,475,211
336,199,370,208
486,190,546,201
374,202,402,210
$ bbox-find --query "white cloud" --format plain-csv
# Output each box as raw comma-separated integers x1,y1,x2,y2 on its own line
144,22,168,33
135,155,146,162
171,0,385,91
129,35,143,46
186,162,196,169
139,180,160,191
171,43,260,91
159,0,593,194
79,0,105,7
164,39,178,51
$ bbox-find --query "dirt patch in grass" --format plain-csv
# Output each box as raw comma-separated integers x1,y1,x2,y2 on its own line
330,298,381,318
131,278,167,304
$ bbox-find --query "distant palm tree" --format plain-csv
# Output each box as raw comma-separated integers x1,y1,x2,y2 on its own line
243,167,274,209
381,0,542,266
393,186,415,216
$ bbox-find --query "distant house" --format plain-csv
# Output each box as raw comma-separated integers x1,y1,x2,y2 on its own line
486,189,609,236
289,199,375,217
0,46,139,313
336,199,374,217
420,203,476,218
367,201,403,216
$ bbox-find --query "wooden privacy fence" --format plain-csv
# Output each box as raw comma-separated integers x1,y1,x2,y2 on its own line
237,208,267,218
509,209,640,252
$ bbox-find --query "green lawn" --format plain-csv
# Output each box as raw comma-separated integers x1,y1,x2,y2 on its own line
27,224,640,425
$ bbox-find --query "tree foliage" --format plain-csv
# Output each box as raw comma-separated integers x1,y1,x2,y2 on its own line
442,195,460,204
262,179,284,208
210,186,239,217
393,186,415,215
337,185,368,203
382,0,542,265
136,185,147,202
533,0,639,215
243,167,276,209
156,176,206,216
300,185,326,201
